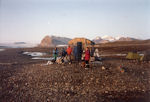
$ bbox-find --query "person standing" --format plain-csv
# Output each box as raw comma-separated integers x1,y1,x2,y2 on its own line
85,47,90,69
61,48,67,63
73,46,77,61
66,45,72,64
61,48,67,57
94,48,101,61
90,45,95,57
53,47,58,62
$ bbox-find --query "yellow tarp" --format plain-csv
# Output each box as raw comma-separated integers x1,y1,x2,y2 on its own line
126,52,141,60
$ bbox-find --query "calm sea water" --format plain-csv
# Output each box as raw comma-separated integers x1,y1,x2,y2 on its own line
0,43,37,48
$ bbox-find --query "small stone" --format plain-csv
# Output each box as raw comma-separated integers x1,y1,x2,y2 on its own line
47,99,50,102
102,66,105,70
48,92,52,95
25,83,28,86
71,86,74,91
90,78,94,81
96,79,99,83
105,91,108,94
65,83,69,86
108,95,113,98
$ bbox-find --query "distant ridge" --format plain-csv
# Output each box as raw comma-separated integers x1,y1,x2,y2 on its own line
39,35,71,47
92,35,139,44
39,35,145,46
92,36,109,43
118,37,137,41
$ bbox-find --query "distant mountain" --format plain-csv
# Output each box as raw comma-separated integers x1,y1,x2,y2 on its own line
93,36,102,43
115,36,122,40
93,36,109,43
118,37,137,41
93,35,138,44
39,35,71,47
101,35,116,41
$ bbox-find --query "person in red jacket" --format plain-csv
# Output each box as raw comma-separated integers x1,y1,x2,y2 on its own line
85,47,90,69
66,45,72,64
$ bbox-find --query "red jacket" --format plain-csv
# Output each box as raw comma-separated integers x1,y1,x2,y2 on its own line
66,47,72,55
85,50,90,61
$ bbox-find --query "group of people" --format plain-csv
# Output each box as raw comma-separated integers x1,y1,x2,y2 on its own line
52,45,73,64
52,45,97,69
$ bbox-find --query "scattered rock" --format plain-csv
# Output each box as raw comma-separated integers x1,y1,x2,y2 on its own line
102,66,105,70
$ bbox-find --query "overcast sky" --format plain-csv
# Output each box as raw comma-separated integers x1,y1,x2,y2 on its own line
0,0,150,43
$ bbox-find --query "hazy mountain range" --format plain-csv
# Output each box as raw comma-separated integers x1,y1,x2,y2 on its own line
92,35,138,44
0,35,140,48
39,35,139,47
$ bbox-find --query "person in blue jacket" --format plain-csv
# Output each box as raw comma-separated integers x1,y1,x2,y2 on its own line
53,47,58,62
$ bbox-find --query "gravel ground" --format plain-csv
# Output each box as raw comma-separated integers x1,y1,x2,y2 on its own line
0,48,150,102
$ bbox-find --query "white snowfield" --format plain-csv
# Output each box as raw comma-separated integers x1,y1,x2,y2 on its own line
23,51,60,61
23,52,46,57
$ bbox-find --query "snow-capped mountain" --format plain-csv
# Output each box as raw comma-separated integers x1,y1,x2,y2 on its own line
118,37,137,41
115,36,123,40
93,36,109,43
93,35,138,44
94,36,102,40
101,35,116,41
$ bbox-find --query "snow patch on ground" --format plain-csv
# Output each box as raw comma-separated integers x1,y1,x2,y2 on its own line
0,49,5,51
23,52,46,57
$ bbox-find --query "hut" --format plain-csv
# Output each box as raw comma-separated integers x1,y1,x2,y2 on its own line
68,38,95,49
68,38,95,61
